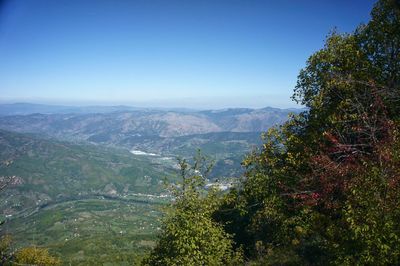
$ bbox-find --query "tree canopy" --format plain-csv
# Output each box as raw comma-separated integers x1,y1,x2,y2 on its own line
214,0,400,264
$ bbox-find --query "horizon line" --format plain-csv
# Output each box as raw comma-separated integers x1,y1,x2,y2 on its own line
0,101,303,111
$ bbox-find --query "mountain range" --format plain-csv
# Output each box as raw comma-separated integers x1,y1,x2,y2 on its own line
0,103,301,264
0,103,298,143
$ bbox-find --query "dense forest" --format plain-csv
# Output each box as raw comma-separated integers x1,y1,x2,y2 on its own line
146,0,400,265
1,0,400,265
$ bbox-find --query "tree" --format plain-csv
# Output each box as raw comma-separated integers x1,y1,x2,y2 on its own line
215,0,400,264
0,235,13,266
14,247,61,266
143,152,242,266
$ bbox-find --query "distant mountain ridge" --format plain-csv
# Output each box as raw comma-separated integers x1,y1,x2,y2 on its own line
0,102,145,116
0,103,300,138
0,102,301,116
0,103,301,180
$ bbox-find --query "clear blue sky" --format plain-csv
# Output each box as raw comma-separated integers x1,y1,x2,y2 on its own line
0,0,376,108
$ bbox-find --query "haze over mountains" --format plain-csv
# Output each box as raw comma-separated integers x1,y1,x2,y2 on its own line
0,102,300,207
0,102,143,115
0,103,298,134
0,103,299,157
0,102,299,213
0,102,300,115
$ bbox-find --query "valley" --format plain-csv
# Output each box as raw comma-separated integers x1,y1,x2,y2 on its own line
0,104,295,264
5,198,162,265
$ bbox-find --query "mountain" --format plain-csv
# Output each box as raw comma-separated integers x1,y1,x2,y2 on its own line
0,106,296,140
0,104,299,179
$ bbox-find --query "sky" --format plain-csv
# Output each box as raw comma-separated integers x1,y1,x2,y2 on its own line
0,0,376,109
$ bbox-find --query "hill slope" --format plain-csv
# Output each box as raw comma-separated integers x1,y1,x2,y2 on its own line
0,130,175,216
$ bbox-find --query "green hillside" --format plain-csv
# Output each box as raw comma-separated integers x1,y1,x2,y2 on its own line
3,198,162,265
0,130,175,264
0,129,174,204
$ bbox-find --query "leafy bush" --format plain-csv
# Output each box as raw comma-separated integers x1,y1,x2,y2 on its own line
144,152,243,265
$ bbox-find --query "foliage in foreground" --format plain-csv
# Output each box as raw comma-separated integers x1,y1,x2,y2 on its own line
0,235,13,265
144,152,243,265
15,247,61,266
0,235,61,266
214,0,400,265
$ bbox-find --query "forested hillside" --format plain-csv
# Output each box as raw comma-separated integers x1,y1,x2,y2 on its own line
146,1,400,265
